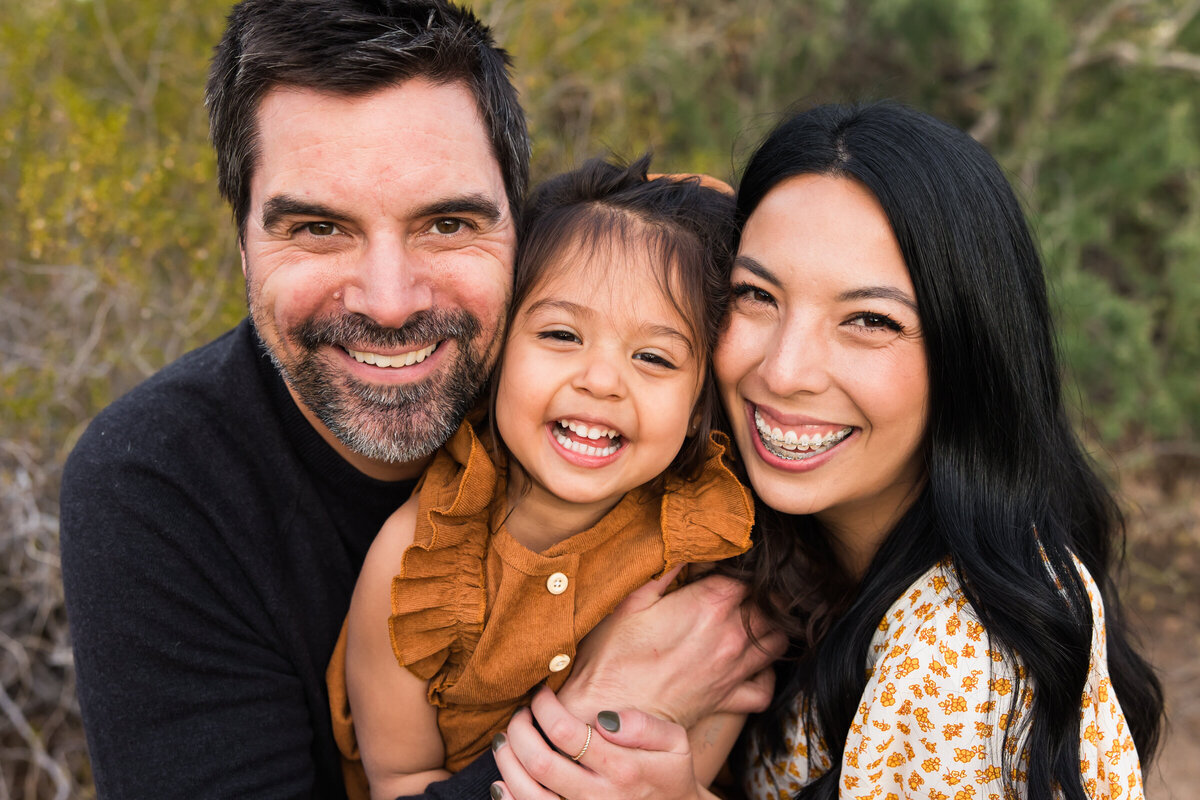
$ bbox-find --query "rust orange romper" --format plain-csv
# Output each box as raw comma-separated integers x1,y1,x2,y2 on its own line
327,421,753,800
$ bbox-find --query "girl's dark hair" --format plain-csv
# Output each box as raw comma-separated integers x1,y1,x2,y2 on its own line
728,102,1162,798
495,154,737,481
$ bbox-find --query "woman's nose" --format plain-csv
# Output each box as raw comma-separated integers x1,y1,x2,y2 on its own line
759,319,831,398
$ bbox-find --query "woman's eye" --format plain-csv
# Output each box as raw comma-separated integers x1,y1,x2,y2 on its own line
634,352,677,370
731,282,775,305
432,218,465,235
302,221,340,237
847,312,904,332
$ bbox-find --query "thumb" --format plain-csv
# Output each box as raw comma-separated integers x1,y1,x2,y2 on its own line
591,708,689,754
612,564,683,615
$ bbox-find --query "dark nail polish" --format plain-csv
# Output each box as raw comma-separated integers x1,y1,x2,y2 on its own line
596,710,620,732
490,783,504,800
491,732,507,752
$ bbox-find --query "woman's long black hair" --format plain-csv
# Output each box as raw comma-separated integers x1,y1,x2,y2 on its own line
727,102,1163,798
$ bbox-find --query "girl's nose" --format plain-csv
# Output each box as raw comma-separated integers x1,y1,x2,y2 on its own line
572,352,625,399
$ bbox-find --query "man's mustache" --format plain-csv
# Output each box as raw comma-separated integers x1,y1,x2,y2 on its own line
294,309,481,352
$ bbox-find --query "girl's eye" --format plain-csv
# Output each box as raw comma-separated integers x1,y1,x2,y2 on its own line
301,221,340,237
537,329,580,344
634,352,678,370
731,282,775,305
846,311,904,332
432,218,466,235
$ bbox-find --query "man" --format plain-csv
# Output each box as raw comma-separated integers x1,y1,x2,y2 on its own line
60,2,777,797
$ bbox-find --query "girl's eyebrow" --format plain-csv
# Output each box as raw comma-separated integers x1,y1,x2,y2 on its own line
524,298,694,354
837,286,919,312
523,298,593,319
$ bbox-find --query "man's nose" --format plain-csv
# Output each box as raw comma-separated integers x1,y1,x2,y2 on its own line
340,234,433,328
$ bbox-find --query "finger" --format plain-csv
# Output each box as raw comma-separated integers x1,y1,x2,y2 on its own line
615,564,684,614
590,707,690,754
742,605,787,657
715,667,776,715
499,708,581,799
686,572,750,608
530,685,595,762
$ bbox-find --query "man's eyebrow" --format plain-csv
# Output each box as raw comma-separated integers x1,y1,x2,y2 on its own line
261,196,349,231
837,286,919,312
732,255,783,288
413,194,504,224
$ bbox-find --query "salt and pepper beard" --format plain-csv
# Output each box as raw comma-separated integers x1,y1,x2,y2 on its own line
256,308,494,464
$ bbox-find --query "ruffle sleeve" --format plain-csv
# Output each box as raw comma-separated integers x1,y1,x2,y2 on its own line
387,422,497,693
659,431,754,568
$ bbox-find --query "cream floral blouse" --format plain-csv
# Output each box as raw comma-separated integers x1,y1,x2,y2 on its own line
745,558,1144,800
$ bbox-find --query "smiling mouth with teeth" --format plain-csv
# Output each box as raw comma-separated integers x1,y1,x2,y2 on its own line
754,409,852,461
345,342,438,369
552,419,624,457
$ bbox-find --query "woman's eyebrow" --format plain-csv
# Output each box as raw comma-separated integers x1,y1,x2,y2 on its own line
837,286,919,312
733,255,783,288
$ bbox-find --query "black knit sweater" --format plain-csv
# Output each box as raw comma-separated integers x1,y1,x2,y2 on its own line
61,319,499,798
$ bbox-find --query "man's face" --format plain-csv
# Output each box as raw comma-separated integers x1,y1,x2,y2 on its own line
242,79,514,480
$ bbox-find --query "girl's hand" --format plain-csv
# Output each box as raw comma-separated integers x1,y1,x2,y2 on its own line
491,686,712,800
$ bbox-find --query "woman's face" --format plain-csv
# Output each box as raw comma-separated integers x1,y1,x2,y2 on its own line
715,174,929,570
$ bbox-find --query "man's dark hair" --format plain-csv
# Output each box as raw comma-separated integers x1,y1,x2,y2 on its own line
206,0,530,239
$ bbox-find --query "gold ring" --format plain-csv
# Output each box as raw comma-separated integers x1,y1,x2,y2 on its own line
570,723,592,761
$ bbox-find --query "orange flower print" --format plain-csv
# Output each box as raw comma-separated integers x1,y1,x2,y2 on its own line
939,693,968,714
944,768,967,784
943,723,964,740
896,657,920,678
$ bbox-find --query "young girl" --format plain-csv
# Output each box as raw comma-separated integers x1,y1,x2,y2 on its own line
326,157,753,799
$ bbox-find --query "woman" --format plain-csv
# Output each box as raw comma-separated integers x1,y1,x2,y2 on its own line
490,102,1163,800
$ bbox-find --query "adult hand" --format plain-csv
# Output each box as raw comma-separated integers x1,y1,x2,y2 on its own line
491,687,711,800
557,568,785,729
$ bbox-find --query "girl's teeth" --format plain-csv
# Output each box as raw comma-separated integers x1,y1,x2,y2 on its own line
561,420,619,441
553,425,620,456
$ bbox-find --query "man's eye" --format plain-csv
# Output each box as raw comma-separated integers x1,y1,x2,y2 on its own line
433,218,464,235
302,222,340,237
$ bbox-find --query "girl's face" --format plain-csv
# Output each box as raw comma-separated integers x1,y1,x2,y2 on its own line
715,174,928,572
496,238,704,521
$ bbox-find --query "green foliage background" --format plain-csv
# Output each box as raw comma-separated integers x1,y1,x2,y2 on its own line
1,0,1197,795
